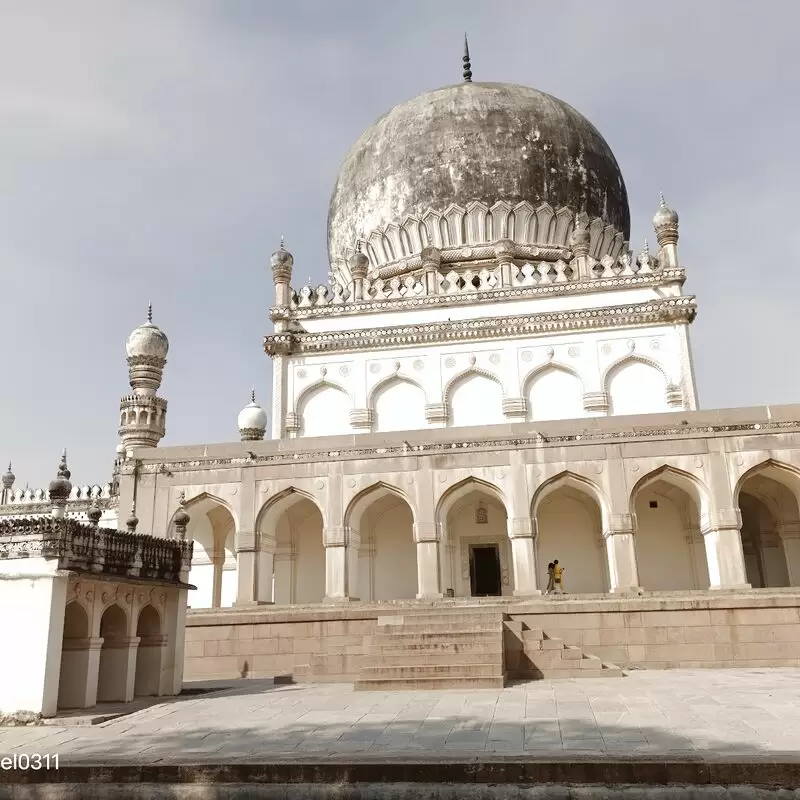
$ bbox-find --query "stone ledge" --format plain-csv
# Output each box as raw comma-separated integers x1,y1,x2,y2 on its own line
5,758,800,788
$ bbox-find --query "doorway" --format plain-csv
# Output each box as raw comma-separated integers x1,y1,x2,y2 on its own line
469,544,502,596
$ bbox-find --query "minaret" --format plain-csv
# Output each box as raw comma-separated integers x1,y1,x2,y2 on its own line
1,462,15,505
270,237,294,317
118,303,169,452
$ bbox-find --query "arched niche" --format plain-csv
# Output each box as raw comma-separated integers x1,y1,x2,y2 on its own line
371,377,427,433
446,371,504,428
524,365,584,422
134,605,163,697
605,357,669,416
298,383,351,437
97,604,130,703
345,482,416,601
532,472,608,594
630,466,710,590
58,603,91,710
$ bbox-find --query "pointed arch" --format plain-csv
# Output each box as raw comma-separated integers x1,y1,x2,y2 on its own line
344,481,415,530
256,486,326,532
603,354,670,416
295,380,352,437
734,459,800,506
531,470,610,531
295,378,352,411
179,490,239,530
367,374,427,407
522,362,585,422
601,353,669,388
443,367,504,404
436,475,506,525
629,465,711,526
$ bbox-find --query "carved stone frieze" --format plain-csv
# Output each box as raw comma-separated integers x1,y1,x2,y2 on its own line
265,298,697,356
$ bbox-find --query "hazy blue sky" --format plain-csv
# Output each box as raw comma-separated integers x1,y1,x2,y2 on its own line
1,1,799,488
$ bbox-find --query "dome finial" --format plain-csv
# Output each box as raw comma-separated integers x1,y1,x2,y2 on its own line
147,302,153,323
462,34,472,83
659,191,667,208
280,235,285,250
250,387,256,404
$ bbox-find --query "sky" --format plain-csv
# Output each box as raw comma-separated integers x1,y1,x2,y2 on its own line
1,0,799,489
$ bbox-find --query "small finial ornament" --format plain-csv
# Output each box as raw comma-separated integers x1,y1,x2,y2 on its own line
87,499,102,528
126,501,139,534
2,462,14,490
173,490,190,539
250,387,256,404
147,302,153,323
463,34,472,82
659,191,667,208
48,448,73,515
642,238,650,257
280,235,285,250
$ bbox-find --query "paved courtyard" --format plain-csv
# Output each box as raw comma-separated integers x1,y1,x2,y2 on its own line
3,669,800,765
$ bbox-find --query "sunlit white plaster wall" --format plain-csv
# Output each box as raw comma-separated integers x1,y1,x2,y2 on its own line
361,496,417,600
300,385,351,437
536,490,606,593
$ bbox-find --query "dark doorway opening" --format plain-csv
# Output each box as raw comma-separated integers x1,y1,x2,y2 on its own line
470,544,502,596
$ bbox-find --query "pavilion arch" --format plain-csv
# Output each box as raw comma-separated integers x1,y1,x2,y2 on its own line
97,603,131,703
443,367,504,404
603,354,670,416
296,380,352,437
58,602,91,710
437,476,511,598
532,471,610,594
134,604,163,697
630,465,711,590
367,374,428,408
734,459,800,587
182,492,237,610
257,486,325,605
345,481,418,601
522,363,585,422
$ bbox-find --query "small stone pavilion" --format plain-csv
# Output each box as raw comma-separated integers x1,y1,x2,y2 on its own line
0,453,193,719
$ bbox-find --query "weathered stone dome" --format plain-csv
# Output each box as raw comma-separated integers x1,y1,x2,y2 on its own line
328,82,630,270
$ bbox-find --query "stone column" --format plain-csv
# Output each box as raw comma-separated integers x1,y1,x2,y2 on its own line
702,509,750,589
324,526,360,602
234,530,258,606
604,514,641,593
81,638,104,708
414,522,442,599
508,517,539,596
779,520,800,586
256,535,276,604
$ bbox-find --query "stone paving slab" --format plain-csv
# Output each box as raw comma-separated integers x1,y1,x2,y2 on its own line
1,669,799,767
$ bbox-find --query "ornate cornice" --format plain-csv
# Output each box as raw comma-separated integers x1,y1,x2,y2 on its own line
277,269,686,321
264,297,696,356
118,418,800,478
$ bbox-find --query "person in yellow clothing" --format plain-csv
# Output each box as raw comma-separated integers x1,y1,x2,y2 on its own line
552,559,565,594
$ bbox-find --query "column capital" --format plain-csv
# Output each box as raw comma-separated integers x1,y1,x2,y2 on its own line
779,520,800,540
323,526,359,547
701,508,742,535
413,522,439,543
507,516,534,539
603,513,634,538
235,530,256,553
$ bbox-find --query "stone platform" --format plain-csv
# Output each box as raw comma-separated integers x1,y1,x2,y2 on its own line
1,670,800,787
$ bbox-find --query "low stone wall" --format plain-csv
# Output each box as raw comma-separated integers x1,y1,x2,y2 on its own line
184,592,800,681
509,592,800,670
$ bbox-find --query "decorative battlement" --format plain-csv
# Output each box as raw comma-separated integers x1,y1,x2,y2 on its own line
2,483,114,507
0,516,193,584
279,245,673,321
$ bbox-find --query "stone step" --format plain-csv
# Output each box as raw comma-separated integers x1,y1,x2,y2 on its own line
395,611,507,624
519,628,544,642
367,640,504,656
369,630,503,646
354,675,506,691
362,650,503,668
361,663,502,680
537,666,624,679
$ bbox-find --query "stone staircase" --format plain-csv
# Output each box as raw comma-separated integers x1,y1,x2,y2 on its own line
354,607,506,691
504,618,623,679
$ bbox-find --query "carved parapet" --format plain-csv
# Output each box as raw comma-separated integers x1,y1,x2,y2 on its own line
263,334,294,357
583,392,610,414
0,516,193,582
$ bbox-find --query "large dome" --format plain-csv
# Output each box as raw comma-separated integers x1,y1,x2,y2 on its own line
328,82,630,271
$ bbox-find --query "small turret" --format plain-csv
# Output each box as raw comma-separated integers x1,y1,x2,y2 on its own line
48,449,73,518
653,192,680,268
173,490,190,539
271,237,294,307
1,462,15,504
238,389,268,442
